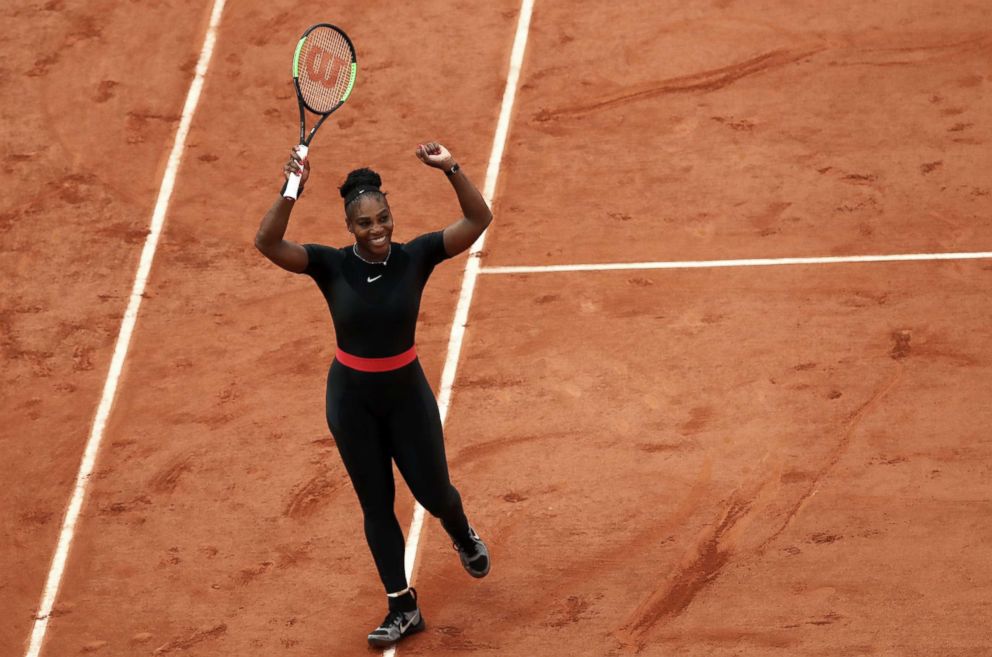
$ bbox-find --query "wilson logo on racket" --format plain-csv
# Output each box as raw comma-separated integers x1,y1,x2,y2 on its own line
305,48,349,89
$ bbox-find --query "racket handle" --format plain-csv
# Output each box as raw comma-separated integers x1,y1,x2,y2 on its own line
283,144,309,200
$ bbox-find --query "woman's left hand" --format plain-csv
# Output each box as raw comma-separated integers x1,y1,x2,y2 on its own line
415,141,455,170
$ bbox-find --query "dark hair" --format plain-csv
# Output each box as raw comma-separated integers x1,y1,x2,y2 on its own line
340,167,386,209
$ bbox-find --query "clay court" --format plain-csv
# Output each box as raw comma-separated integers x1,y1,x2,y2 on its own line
2,0,991,655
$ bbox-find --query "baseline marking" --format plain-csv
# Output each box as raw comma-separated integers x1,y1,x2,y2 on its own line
479,251,992,275
388,1,534,655
24,1,227,655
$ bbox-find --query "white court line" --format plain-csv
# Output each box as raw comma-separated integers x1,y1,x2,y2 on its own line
387,1,535,655
23,1,227,655
479,251,992,275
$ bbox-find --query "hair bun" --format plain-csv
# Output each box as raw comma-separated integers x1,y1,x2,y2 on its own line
340,167,382,199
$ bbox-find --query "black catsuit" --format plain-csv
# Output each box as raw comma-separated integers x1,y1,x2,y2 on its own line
302,231,472,592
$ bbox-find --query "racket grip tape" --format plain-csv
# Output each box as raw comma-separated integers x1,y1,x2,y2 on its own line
283,144,309,200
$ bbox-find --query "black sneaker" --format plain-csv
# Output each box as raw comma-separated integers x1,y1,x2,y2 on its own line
453,526,490,578
367,607,425,648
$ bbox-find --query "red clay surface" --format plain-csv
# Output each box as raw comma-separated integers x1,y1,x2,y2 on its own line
485,1,992,265
4,0,518,655
411,264,992,656
2,1,215,652
2,0,991,656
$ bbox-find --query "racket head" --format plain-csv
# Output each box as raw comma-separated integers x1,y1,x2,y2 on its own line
292,23,357,116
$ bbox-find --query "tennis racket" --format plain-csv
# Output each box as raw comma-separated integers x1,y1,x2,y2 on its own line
284,23,357,200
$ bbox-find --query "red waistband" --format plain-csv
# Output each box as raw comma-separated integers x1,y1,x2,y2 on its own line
335,345,418,372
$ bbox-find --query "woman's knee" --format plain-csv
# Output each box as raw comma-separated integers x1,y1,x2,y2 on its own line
358,497,396,522
418,484,462,519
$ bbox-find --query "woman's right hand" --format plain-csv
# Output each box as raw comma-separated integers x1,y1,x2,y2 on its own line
283,145,310,187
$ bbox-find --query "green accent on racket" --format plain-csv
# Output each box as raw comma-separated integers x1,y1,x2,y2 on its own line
292,37,306,78
341,63,357,102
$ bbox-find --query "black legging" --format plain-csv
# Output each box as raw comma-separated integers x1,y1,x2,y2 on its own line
325,358,472,592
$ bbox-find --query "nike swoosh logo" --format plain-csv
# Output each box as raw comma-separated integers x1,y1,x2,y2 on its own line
367,275,382,283
400,612,419,633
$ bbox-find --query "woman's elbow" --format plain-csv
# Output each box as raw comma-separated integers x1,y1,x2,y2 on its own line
254,229,272,252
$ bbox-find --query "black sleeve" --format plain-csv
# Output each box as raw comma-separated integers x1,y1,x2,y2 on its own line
407,231,451,267
302,243,339,280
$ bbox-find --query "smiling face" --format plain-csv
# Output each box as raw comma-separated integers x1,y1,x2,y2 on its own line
346,193,393,260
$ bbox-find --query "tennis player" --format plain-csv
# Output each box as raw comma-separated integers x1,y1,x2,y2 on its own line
254,141,492,648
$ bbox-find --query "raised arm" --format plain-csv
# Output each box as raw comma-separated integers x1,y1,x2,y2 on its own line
254,146,310,273
416,142,493,257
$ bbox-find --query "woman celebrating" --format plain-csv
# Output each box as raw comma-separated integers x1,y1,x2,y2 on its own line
254,142,492,648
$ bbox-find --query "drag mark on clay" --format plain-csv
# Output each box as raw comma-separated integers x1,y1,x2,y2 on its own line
532,459,716,619
235,561,274,585
544,595,597,628
535,47,823,120
283,474,344,518
429,625,497,651
150,453,196,493
152,624,226,654
614,364,904,649
449,431,568,467
615,488,759,648
758,366,904,551
809,532,842,544
98,496,151,516
829,34,992,67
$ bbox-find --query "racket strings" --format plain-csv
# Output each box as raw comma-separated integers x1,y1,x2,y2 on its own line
297,28,354,113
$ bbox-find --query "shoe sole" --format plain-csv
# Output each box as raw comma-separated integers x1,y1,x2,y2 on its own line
465,560,490,578
367,618,426,649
